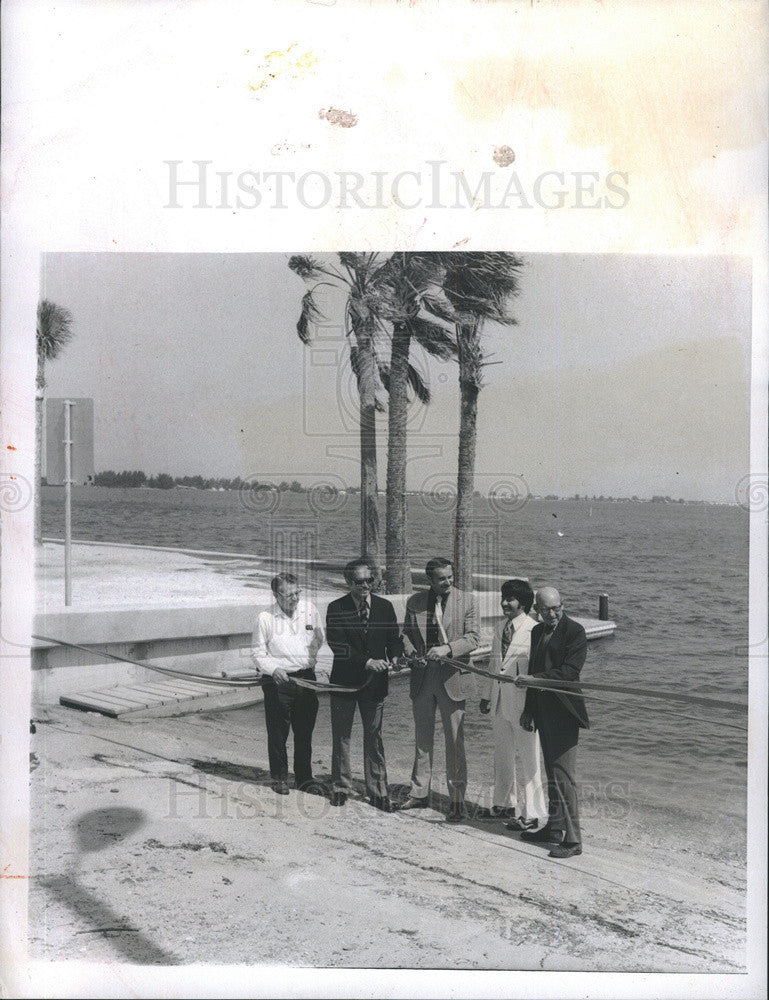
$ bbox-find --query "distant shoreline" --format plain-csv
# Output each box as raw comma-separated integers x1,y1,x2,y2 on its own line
43,485,737,506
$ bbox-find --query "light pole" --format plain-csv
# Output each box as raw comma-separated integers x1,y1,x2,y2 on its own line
63,399,74,605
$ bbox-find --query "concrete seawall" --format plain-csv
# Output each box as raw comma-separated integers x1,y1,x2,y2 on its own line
34,541,614,706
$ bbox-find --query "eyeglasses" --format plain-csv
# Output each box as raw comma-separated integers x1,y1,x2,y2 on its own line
352,577,375,585
537,604,562,614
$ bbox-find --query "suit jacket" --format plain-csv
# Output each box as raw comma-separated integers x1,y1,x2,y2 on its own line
482,613,537,720
524,613,589,729
325,593,402,701
402,587,480,702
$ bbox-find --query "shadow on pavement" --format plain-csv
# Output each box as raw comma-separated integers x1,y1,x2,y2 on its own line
41,806,179,965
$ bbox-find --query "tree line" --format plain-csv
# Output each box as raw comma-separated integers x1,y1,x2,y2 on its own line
92,472,310,492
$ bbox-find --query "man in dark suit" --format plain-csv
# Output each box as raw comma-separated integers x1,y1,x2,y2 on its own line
516,586,589,858
399,557,480,822
325,558,402,811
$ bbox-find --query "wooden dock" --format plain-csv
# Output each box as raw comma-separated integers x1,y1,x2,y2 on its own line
59,677,262,719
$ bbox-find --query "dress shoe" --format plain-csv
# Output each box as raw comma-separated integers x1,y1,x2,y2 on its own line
520,825,563,844
505,816,539,832
330,791,348,807
445,803,468,823
369,795,394,813
271,780,290,796
397,796,428,811
549,842,582,859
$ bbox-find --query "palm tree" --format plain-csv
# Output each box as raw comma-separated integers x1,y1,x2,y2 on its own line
35,300,74,543
431,253,525,591
288,253,430,572
378,252,457,594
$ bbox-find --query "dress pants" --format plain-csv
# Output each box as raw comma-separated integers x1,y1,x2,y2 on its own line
534,702,581,844
330,693,388,799
410,664,467,804
262,672,318,786
492,704,548,823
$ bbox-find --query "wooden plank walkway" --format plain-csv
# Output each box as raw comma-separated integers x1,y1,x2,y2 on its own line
60,677,261,718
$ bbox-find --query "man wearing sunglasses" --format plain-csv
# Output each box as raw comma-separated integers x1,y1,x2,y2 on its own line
325,558,403,811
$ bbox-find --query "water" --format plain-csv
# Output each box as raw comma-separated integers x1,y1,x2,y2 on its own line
43,487,749,846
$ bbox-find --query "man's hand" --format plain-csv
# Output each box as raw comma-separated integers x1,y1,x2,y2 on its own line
479,698,491,715
272,668,292,688
426,644,451,661
366,658,389,674
513,674,529,688
519,710,534,732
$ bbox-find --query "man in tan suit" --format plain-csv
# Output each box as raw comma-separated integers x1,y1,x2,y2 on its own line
399,557,480,822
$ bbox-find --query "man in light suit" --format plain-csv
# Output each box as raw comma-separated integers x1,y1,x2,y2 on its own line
399,557,480,822
517,586,589,859
479,578,548,830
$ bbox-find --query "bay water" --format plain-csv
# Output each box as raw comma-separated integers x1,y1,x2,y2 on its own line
43,487,749,858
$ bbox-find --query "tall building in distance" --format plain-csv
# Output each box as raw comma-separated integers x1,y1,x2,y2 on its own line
44,398,95,486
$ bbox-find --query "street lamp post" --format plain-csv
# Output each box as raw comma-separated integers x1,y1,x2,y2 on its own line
63,399,74,605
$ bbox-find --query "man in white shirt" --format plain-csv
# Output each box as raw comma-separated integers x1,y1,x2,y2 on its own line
252,572,328,795
479,578,547,830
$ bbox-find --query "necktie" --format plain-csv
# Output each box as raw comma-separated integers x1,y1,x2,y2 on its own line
358,600,369,628
501,620,513,659
434,595,448,644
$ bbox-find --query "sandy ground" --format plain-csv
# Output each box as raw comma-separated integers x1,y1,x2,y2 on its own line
29,706,746,972
29,541,747,972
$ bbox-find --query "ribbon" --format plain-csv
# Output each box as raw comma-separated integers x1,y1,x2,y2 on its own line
291,675,374,695
33,634,262,688
34,634,381,695
402,653,748,715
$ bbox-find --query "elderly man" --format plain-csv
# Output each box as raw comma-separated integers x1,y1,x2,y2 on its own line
479,578,547,830
325,558,402,811
400,557,480,822
517,586,589,858
252,572,327,796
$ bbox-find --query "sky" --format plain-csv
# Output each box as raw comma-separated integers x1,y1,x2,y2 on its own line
39,252,752,502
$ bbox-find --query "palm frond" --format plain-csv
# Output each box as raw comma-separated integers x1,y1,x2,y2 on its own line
36,300,74,361
296,289,324,344
407,363,431,405
288,254,322,280
409,316,457,361
420,293,456,325
439,251,525,322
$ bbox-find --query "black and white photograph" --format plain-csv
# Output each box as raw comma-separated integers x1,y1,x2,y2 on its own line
23,249,753,972
1,1,766,998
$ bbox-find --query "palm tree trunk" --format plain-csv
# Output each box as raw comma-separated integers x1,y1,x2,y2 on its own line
385,321,412,594
454,331,479,593
357,326,380,567
34,354,45,545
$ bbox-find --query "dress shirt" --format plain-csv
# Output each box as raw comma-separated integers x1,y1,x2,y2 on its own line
252,599,324,676
426,591,449,649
